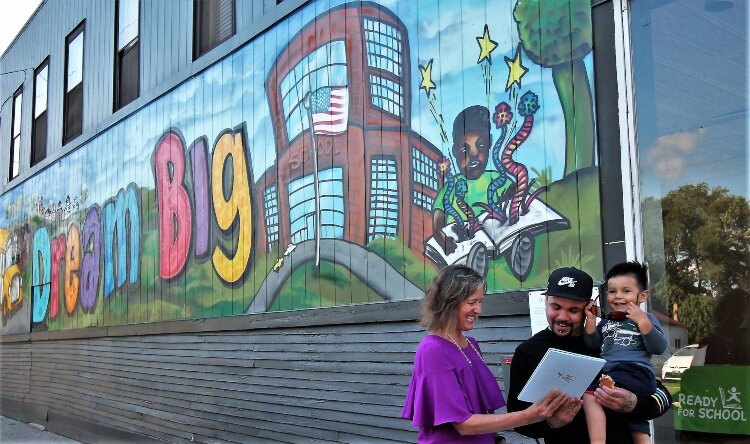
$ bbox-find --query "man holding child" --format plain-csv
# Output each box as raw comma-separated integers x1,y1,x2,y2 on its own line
506,266,672,443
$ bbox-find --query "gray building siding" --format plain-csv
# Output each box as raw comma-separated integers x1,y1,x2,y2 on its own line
1,302,532,443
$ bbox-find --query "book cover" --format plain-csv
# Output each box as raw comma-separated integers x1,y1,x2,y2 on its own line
518,348,606,403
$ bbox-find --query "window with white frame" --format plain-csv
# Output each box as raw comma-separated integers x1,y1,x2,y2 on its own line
368,156,399,242
32,59,48,166
115,0,140,110
264,184,279,247
279,41,348,142
412,190,434,211
369,74,403,117
193,0,235,59
411,147,438,190
64,22,84,144
288,167,345,244
363,18,403,78
9,87,22,180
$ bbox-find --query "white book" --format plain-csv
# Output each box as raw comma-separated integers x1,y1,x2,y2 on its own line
517,348,606,403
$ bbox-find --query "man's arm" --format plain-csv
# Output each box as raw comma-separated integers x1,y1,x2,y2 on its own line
630,379,672,421
594,379,672,421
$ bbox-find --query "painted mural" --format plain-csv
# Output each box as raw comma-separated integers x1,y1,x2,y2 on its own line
0,0,602,333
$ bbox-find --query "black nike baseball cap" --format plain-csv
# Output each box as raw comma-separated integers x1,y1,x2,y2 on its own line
541,267,594,301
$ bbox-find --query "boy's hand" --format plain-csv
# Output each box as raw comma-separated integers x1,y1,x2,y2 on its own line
584,302,598,333
585,301,598,320
626,302,652,332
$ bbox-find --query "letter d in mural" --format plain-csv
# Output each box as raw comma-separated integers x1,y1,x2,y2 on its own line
32,228,51,323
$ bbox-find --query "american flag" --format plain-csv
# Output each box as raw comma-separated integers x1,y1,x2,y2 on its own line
308,86,349,135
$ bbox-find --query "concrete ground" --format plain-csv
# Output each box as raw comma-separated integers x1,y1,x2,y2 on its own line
0,416,78,443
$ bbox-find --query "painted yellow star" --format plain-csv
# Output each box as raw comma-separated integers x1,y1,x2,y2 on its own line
505,44,528,91
476,24,498,64
419,59,436,97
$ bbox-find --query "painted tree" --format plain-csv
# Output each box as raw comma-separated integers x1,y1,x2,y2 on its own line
514,0,595,177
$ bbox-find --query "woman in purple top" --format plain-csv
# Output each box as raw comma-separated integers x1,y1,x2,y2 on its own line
402,265,579,443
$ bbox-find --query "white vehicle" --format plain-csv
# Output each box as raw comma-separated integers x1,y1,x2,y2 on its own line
661,344,699,380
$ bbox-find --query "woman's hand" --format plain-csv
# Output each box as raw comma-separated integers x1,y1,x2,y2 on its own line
525,389,578,424
452,390,581,435
544,395,583,429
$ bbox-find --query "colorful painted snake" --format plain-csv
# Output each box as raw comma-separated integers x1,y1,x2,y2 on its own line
479,118,510,223
475,91,543,225
503,91,542,224
441,171,465,235
441,174,479,239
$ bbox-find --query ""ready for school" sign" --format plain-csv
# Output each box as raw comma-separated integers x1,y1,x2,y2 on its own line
675,365,749,435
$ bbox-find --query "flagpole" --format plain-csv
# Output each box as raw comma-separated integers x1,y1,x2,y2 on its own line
303,91,322,268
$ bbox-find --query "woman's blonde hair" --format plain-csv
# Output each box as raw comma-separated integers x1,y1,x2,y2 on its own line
421,265,485,333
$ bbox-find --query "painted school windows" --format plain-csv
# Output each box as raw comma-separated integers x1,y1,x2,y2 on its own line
288,167,345,244
63,22,84,144
9,88,22,180
413,190,434,212
31,59,49,167
369,74,403,118
368,156,399,242
114,0,140,111
363,18,403,78
264,184,280,248
193,0,236,59
411,147,438,190
279,41,348,142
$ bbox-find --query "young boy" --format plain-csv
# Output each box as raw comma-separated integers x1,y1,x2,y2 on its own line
583,261,667,444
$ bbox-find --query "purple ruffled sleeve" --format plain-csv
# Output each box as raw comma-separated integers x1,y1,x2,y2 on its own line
402,367,474,426
402,336,504,426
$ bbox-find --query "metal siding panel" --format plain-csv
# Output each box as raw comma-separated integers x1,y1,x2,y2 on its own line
156,0,165,86
175,0,192,80
90,0,101,129
146,0,158,88
82,1,94,135
171,0,182,80
141,0,157,93
236,0,254,33
182,0,192,74
84,0,95,131
252,0,265,22
98,0,115,124
164,0,177,81
45,4,62,156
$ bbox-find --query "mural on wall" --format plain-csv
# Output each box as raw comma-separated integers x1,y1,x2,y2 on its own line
0,0,602,333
